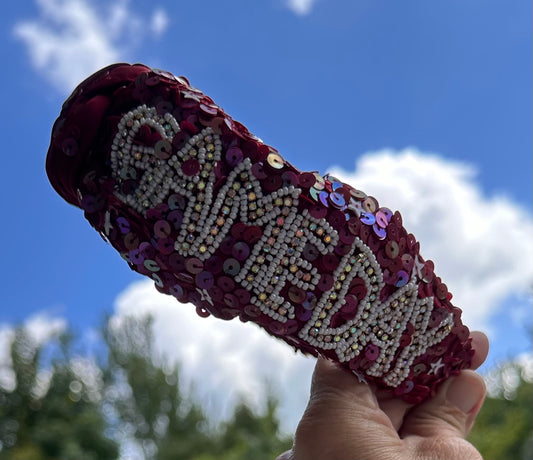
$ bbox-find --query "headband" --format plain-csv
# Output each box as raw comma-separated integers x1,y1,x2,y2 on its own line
46,63,474,403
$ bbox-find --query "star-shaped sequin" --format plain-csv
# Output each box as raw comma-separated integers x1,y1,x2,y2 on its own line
428,357,445,375
104,210,113,235
182,90,203,102
196,288,214,306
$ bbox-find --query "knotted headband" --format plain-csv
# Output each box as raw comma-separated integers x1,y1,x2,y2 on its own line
46,63,474,403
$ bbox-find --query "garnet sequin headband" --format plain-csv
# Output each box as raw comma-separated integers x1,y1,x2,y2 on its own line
46,63,474,404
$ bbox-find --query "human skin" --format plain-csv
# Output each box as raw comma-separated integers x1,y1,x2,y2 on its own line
277,331,489,460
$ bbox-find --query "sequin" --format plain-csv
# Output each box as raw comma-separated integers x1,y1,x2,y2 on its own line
286,286,304,304
313,174,326,190
232,242,250,261
365,344,379,361
181,158,200,176
139,242,156,259
145,75,160,86
309,204,327,219
144,259,160,272
309,187,321,201
196,271,214,289
329,210,346,230
338,227,356,244
223,293,240,308
413,363,427,376
167,210,183,229
155,139,172,159
223,258,241,275
129,249,144,264
379,207,393,221
319,191,329,207
169,284,185,300
385,240,400,259
363,197,378,213
282,171,298,186
342,294,359,313
396,270,409,287
300,243,317,262
267,152,284,169
401,254,414,272
421,261,435,283
226,146,244,166
217,276,235,292
200,103,218,115
168,253,186,272
375,211,389,228
243,226,262,243
154,220,171,238
350,189,367,200
168,194,186,210
157,238,174,255
251,163,268,179
298,172,316,188
61,138,78,157
262,175,282,192
185,258,204,274
116,217,131,234
372,223,386,239
330,192,345,208
317,274,334,291
152,273,163,287
321,254,339,271
235,288,251,305
123,232,140,250
360,212,376,225
436,283,448,300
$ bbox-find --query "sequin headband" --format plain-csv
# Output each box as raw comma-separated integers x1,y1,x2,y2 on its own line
46,63,474,404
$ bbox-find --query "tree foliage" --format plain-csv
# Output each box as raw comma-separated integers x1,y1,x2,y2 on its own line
0,316,291,460
0,329,118,460
2,315,530,460
469,363,533,460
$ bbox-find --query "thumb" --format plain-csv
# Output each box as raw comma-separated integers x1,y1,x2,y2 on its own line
291,358,401,460
400,370,486,457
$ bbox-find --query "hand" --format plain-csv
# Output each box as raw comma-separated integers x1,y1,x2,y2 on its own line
277,332,489,460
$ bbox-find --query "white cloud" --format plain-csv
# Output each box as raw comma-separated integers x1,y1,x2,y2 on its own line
329,149,533,336
110,148,532,432
24,311,67,346
150,8,169,36
13,0,169,93
285,0,317,15
112,280,315,433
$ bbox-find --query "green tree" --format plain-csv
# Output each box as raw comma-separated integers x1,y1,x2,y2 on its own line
103,315,217,460
469,363,533,460
0,328,118,460
208,396,292,460
102,314,292,460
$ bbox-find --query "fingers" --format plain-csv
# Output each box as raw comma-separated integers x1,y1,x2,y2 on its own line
400,369,486,446
275,451,293,460
469,331,489,370
376,391,412,431
291,358,401,460
283,331,489,460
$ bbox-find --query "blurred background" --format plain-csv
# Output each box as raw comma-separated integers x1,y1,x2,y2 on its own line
0,1,531,459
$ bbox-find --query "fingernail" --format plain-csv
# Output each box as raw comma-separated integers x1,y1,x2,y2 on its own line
446,374,484,414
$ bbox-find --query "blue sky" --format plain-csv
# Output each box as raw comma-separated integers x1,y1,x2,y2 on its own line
0,0,531,432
